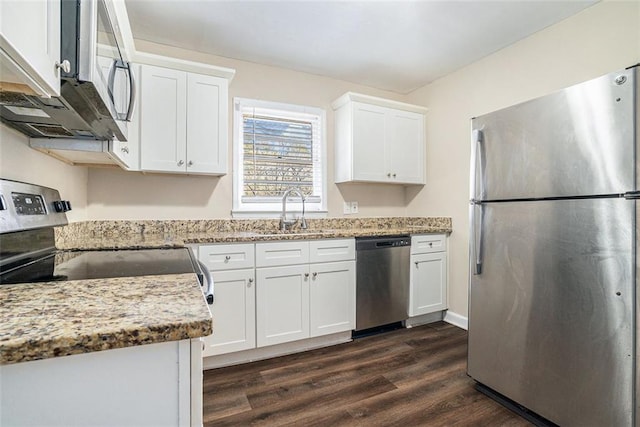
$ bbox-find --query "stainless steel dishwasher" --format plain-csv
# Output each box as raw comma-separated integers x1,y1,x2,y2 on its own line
355,235,411,333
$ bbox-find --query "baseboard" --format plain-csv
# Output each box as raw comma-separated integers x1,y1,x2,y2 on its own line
203,331,352,370
405,311,444,328
444,310,468,330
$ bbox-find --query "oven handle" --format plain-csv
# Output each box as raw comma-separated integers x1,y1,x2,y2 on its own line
196,259,214,304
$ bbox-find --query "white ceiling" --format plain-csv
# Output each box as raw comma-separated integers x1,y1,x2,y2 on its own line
124,0,597,94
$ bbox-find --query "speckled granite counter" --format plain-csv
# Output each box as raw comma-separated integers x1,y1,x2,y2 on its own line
56,217,452,250
2,217,449,365
0,273,212,365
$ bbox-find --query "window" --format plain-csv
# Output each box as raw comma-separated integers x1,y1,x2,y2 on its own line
233,98,326,217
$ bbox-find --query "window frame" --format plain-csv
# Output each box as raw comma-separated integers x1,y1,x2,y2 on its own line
232,97,327,218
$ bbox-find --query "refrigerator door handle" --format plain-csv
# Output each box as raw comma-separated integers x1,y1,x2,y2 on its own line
470,129,485,200
471,202,483,275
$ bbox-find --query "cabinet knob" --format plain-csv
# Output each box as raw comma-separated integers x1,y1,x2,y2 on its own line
224,255,231,261
387,173,391,178
188,160,194,167
312,272,318,279
56,59,71,73
304,273,309,278
393,173,397,178
248,278,253,286
415,261,419,267
121,146,129,154
429,242,433,247
177,160,185,166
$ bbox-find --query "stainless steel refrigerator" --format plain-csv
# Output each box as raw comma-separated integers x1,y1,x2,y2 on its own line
468,65,638,426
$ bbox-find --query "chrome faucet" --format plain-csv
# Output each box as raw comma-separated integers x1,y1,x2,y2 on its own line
280,187,307,231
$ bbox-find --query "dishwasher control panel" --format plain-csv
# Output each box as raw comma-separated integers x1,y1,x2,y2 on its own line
355,235,411,251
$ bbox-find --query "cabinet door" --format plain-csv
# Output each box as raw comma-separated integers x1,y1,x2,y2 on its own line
139,65,187,173
186,74,228,175
352,102,387,182
411,234,446,255
203,269,256,356
0,0,60,96
198,243,255,271
310,261,355,337
256,265,309,347
388,110,425,184
256,241,309,268
409,252,447,316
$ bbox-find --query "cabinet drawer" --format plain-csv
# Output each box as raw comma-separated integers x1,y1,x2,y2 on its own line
198,243,255,270
411,234,446,254
309,239,355,263
256,241,309,267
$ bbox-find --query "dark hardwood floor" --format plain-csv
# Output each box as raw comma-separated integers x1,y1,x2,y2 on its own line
203,322,532,426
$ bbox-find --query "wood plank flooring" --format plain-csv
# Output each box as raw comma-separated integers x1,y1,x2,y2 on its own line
203,322,532,426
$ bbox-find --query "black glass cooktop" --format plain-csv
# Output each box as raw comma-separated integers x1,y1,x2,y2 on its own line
0,248,199,285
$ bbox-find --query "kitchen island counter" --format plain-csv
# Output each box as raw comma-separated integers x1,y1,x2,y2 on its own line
0,273,212,365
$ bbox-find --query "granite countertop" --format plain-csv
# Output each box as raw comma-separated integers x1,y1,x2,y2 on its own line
0,273,212,365
56,217,453,250
2,217,450,365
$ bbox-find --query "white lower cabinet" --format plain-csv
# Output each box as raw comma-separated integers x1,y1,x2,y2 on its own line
255,240,355,347
1,339,202,427
309,261,356,337
256,264,310,347
198,244,256,357
409,234,448,317
205,269,255,356
199,239,356,358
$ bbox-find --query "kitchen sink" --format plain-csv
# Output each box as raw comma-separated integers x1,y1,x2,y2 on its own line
254,229,338,238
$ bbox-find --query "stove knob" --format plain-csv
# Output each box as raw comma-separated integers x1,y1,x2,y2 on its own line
53,201,64,212
62,200,72,212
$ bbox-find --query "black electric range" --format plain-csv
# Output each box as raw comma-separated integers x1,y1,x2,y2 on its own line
0,179,212,302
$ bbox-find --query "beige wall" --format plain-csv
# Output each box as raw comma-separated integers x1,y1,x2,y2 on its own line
405,0,640,319
86,39,413,220
0,125,88,222
3,1,638,321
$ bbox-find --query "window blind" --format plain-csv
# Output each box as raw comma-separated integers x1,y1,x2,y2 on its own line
241,107,321,202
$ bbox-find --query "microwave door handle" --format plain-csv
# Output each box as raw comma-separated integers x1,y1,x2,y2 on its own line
108,59,133,121
125,62,136,122
107,58,118,116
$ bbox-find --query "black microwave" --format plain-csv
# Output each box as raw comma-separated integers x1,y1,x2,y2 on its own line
59,0,135,141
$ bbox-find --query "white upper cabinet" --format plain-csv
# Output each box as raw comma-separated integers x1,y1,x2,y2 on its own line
139,65,188,173
0,0,61,97
138,61,230,175
333,92,427,185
